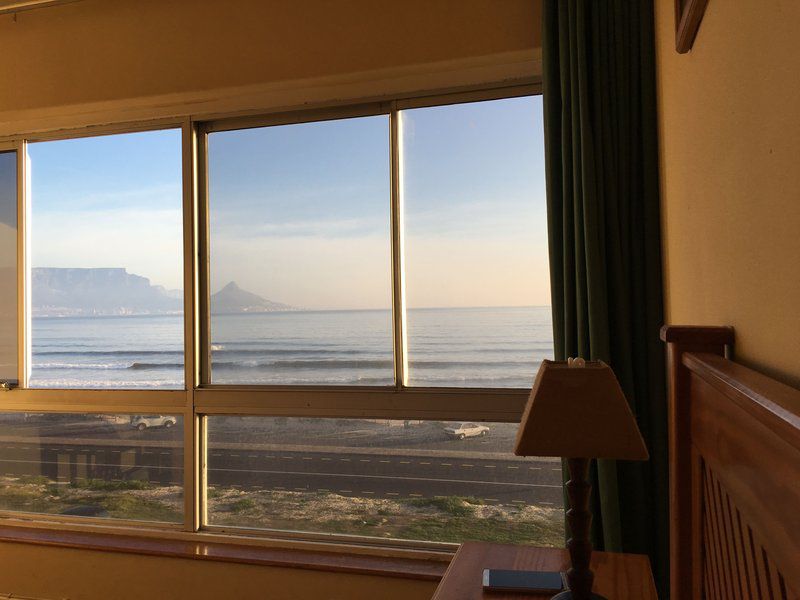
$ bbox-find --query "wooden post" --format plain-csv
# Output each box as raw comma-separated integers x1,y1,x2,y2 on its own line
660,326,734,600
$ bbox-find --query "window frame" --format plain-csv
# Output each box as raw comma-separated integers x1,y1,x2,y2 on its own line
0,81,548,555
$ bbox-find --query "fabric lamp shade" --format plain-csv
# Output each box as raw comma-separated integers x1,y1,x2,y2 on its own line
514,360,649,460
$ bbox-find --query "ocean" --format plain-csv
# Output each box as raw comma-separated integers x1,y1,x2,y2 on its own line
29,306,553,389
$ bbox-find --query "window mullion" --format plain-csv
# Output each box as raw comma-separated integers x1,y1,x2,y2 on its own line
389,106,408,389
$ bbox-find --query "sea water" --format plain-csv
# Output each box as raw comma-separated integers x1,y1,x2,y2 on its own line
29,306,553,389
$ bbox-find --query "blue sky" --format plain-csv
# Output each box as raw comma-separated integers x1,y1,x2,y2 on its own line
27,96,549,309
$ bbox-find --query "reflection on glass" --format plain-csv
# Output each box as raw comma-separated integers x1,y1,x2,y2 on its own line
206,417,563,545
0,412,183,522
400,97,552,387
27,130,184,389
0,152,16,382
207,116,393,385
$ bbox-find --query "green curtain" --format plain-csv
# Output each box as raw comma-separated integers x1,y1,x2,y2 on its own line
541,0,668,596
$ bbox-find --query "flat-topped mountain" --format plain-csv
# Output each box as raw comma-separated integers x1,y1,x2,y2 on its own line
32,268,182,317
211,281,294,314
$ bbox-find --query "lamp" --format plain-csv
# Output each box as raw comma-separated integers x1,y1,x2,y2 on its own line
514,358,649,600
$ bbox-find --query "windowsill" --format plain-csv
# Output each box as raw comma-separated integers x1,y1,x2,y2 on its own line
0,521,450,581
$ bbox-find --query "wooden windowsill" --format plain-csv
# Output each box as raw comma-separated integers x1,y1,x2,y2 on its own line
0,524,449,581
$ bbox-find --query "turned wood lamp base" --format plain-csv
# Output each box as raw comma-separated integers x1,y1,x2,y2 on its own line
555,458,608,600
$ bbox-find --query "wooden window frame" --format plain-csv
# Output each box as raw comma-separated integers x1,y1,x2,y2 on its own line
0,80,546,558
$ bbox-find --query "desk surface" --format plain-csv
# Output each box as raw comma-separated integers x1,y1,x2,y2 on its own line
432,542,657,600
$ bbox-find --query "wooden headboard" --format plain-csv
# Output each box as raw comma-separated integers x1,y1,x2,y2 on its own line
662,326,800,600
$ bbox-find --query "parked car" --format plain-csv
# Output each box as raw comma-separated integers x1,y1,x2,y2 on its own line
131,415,176,431
443,422,489,440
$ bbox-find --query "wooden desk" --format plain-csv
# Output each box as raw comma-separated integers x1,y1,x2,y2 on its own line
432,542,657,600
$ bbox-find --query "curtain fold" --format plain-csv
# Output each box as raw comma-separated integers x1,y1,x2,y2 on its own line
542,1,668,596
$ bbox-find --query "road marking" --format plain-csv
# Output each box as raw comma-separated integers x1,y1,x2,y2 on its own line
512,500,526,504
461,464,474,468
229,454,240,457
483,465,496,469
419,462,430,465
281,456,294,460
552,468,562,472
302,457,313,461
362,491,375,495
339,489,352,493
409,493,422,497
359,459,370,463
316,489,330,493
274,486,286,490
399,461,410,464
506,466,519,470
211,453,222,457
540,502,555,506
529,467,541,470
204,466,562,488
386,492,399,496
379,460,390,464
248,455,259,458
293,487,306,491
440,463,452,466
340,458,351,462
321,458,332,461
486,498,500,502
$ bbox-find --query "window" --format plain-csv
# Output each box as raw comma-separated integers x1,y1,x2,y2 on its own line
27,130,184,389
0,412,183,522
0,86,559,551
400,97,551,387
206,116,393,385
206,417,562,545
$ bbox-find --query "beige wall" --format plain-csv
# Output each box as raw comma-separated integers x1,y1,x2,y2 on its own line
656,0,800,388
0,1,539,598
0,541,437,600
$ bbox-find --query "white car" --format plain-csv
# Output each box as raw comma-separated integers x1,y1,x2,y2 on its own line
131,415,176,431
444,422,490,440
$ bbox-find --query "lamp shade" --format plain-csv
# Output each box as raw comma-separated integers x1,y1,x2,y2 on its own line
514,360,649,460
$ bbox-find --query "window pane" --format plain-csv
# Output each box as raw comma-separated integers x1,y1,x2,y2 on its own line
0,152,17,382
0,412,183,522
400,97,552,387
28,130,184,389
207,116,392,385
206,417,563,546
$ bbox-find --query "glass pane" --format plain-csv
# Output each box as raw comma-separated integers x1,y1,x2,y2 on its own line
206,416,563,545
400,97,552,387
0,412,183,522
207,116,392,385
0,152,17,382
27,130,184,389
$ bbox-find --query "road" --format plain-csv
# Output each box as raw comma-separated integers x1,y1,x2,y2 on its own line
0,440,563,507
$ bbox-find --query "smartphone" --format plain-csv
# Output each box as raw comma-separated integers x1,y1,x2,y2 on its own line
482,569,565,593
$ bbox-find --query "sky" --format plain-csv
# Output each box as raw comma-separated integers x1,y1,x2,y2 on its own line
27,96,549,310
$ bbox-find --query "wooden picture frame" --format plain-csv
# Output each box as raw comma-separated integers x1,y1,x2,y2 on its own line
675,0,709,54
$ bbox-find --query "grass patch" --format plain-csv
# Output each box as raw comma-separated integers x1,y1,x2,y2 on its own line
71,478,153,492
99,494,181,522
397,514,563,547
404,496,483,517
229,498,257,513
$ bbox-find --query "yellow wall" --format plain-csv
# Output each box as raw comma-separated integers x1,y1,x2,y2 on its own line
0,541,437,600
0,0,539,113
655,0,800,388
0,1,539,598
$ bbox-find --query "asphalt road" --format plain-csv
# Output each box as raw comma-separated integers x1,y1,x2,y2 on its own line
0,440,563,506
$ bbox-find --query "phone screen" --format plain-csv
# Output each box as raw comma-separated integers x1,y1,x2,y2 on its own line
482,569,565,593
